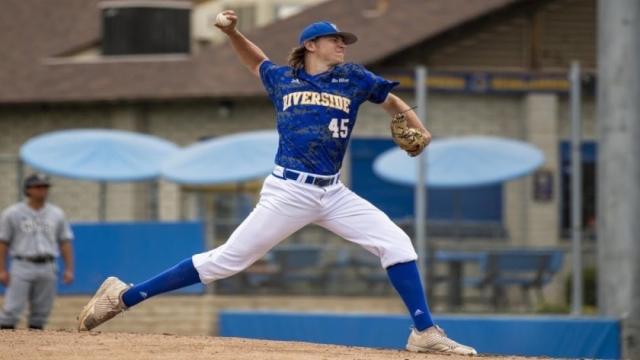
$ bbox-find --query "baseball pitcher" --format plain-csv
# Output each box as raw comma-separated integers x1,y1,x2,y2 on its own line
77,12,476,355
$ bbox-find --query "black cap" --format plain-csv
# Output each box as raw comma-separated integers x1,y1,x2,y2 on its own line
24,173,51,189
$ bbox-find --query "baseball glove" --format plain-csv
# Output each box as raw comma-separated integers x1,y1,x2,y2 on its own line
390,112,428,157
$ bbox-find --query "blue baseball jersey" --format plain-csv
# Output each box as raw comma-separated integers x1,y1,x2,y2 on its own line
259,60,398,175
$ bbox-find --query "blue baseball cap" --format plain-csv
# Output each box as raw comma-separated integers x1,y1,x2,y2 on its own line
298,21,358,45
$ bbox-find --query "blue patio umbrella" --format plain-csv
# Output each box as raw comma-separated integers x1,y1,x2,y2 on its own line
20,129,179,181
373,136,545,299
373,136,545,188
161,130,279,185
20,129,179,220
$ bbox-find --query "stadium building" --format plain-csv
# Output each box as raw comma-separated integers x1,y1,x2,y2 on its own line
0,0,596,306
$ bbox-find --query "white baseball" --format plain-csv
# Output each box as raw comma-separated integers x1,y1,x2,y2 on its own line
216,12,232,27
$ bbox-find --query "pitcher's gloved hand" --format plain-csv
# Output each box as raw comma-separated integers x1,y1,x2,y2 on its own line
390,112,428,157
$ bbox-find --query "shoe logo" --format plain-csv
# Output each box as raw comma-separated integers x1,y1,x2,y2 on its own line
139,291,148,299
414,309,424,316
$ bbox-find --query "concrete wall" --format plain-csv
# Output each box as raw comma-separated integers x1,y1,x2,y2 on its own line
0,295,407,335
0,92,596,247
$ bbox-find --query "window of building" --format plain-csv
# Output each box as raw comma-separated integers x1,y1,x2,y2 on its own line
560,141,597,240
350,138,505,239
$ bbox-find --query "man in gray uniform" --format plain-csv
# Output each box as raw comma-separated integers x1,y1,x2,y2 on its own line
0,173,74,330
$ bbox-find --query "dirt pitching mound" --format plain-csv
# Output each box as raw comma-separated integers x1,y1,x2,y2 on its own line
0,330,532,360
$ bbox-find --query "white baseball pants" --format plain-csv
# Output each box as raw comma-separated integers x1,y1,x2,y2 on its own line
192,174,417,284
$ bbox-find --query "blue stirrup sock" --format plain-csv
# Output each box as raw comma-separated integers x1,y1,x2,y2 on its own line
121,257,201,308
386,260,434,331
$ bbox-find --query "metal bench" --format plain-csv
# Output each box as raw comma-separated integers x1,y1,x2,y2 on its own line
466,249,564,309
269,244,327,293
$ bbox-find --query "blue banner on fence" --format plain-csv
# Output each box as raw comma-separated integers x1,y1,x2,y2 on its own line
219,311,620,359
0,221,206,295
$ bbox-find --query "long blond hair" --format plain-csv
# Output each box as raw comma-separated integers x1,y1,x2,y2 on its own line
287,45,306,69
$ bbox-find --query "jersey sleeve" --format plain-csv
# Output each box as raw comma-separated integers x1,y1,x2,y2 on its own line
0,208,13,243
259,59,280,98
57,211,74,242
362,67,399,104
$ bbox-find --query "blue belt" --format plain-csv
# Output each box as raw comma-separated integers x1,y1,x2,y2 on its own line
272,166,340,188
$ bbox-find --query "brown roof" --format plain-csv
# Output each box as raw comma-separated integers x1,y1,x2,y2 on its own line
0,0,520,104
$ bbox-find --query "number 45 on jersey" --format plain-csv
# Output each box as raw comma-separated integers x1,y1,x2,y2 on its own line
329,118,349,138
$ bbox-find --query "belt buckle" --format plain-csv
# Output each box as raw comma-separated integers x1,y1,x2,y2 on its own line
314,177,332,187
33,256,52,263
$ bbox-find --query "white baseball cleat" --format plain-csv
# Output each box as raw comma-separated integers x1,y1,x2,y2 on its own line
77,276,130,331
406,325,478,355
